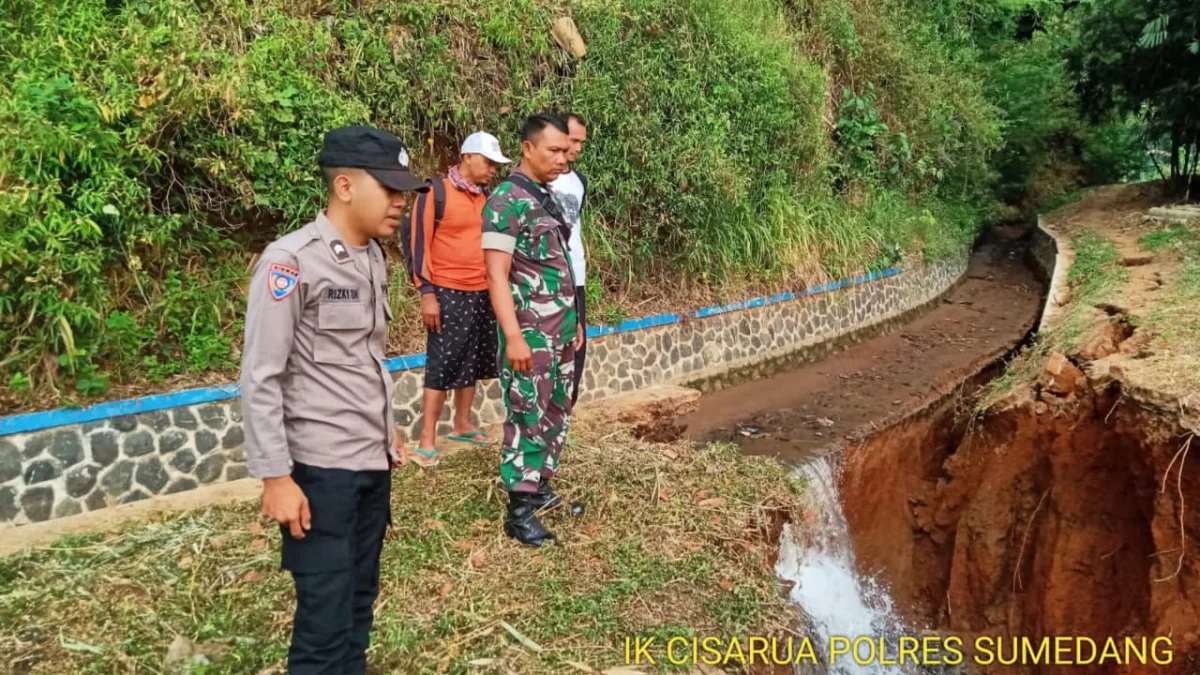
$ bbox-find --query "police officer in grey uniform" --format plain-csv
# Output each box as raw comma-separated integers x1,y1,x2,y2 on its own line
240,125,427,675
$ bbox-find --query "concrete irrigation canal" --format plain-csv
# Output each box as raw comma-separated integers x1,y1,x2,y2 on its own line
683,185,1199,675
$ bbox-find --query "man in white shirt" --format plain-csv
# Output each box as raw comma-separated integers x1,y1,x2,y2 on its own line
549,112,589,405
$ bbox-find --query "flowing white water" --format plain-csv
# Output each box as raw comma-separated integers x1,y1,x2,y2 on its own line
774,455,921,674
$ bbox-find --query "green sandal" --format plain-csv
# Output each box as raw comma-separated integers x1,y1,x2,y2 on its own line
411,446,441,467
448,430,495,446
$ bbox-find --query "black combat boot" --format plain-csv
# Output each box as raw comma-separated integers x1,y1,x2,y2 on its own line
531,480,585,516
504,491,557,547
530,480,563,511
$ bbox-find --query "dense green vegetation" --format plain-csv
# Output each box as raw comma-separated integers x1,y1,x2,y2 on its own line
1072,0,1200,189
0,0,1190,408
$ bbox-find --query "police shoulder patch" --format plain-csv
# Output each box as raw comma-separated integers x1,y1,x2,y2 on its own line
267,262,300,301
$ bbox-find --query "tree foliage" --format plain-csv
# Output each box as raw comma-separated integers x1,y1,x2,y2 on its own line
1071,0,1200,187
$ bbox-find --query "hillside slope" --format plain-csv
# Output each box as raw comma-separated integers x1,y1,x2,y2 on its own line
0,0,1096,410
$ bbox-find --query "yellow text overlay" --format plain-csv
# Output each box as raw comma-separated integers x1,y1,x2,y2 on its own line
623,636,1174,667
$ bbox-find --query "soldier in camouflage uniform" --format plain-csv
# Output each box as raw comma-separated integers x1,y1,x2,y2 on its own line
482,113,585,547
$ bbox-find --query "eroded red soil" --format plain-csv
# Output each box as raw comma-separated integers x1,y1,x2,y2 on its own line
841,360,1200,675
684,186,1200,674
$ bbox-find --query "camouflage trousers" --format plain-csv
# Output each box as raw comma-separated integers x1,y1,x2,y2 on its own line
498,332,576,493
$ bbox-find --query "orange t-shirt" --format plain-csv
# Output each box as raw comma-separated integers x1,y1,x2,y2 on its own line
409,177,489,292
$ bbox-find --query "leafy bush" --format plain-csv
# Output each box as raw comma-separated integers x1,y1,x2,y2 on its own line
1081,118,1153,184
1072,0,1200,189
967,3,1150,211
1,0,1009,408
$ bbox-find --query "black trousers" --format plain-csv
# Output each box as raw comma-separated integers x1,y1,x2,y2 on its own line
280,462,391,675
572,285,587,406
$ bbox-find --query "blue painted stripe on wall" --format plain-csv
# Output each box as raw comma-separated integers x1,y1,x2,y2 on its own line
0,266,903,436
0,384,241,436
382,353,427,371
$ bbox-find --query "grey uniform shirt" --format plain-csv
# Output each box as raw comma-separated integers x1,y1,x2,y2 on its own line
240,211,399,478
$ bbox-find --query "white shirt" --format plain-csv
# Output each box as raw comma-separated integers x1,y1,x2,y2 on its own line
549,169,586,285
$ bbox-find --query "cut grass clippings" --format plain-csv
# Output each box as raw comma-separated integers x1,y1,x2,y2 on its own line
0,419,805,675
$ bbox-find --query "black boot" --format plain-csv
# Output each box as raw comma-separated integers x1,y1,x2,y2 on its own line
530,480,563,512
504,491,556,547
531,480,585,516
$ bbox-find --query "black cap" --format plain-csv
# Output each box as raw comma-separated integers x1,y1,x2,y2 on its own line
318,125,429,192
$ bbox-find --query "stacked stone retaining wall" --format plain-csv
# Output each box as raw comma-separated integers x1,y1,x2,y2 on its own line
0,255,969,526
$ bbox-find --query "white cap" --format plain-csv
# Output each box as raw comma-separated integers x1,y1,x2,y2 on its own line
460,131,511,164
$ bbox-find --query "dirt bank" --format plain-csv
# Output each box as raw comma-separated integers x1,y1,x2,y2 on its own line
836,184,1200,675
840,352,1199,675
683,183,1200,675
683,225,1045,464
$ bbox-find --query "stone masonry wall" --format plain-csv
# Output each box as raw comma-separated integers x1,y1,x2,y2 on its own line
0,403,247,524
0,256,967,526
688,258,969,394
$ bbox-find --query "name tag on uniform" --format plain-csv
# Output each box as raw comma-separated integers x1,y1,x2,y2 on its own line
324,285,361,303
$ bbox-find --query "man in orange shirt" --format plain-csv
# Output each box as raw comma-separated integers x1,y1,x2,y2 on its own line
408,132,511,464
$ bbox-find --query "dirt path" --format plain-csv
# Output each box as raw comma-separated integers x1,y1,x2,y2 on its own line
1046,182,1199,407
1051,182,1169,313
682,225,1046,463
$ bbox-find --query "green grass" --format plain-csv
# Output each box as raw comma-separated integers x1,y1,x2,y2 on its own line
1138,221,1200,305
1139,221,1200,254
1184,260,1200,295
0,423,803,675
1139,221,1200,391
1066,232,1127,306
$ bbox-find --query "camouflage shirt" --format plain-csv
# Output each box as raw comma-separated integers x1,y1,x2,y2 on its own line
481,168,578,346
